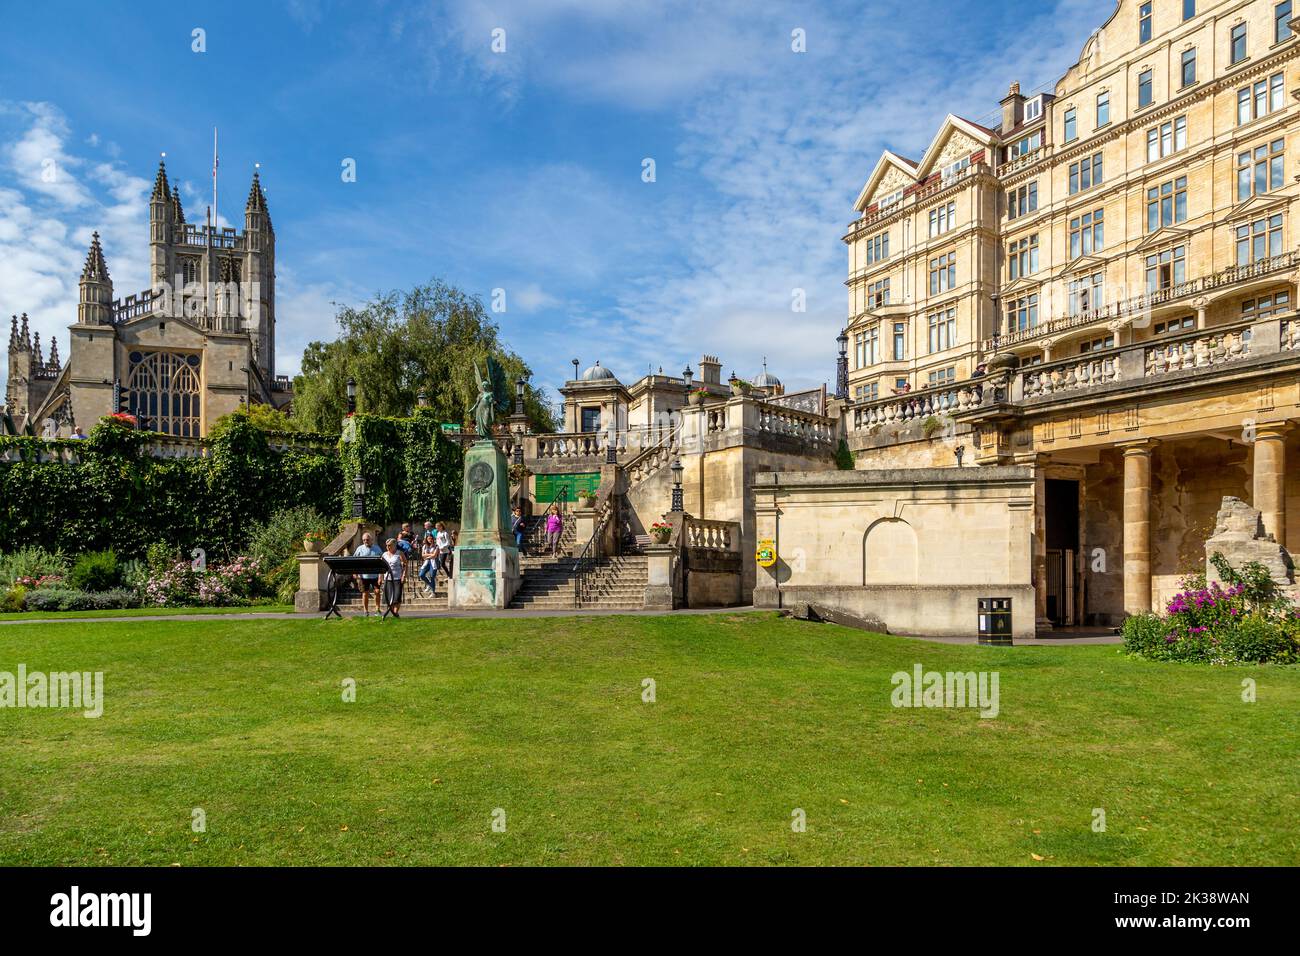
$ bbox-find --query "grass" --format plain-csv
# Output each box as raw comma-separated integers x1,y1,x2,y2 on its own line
0,611,1297,866
0,604,293,622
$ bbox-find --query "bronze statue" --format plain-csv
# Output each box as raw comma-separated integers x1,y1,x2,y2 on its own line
471,356,512,438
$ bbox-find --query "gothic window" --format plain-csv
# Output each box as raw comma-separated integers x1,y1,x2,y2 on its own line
180,256,200,286
125,350,202,437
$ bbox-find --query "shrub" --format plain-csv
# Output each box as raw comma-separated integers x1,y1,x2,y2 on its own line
0,546,69,585
247,505,331,604
68,549,122,592
24,587,141,612
1124,555,1300,665
1,585,26,613
834,438,855,471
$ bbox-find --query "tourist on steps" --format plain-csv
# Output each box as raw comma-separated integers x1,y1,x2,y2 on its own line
352,531,382,617
434,522,453,582
381,538,406,617
418,533,439,595
545,505,563,557
512,507,527,554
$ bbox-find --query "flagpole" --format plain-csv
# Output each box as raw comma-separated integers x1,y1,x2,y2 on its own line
212,126,218,228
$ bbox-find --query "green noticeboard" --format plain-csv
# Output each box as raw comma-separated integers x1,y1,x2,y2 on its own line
534,472,600,504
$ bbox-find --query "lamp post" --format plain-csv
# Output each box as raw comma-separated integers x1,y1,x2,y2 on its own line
683,364,693,391
836,329,849,400
670,457,684,513
515,377,526,417
571,358,580,381
351,474,367,519
417,390,429,409
345,376,357,415
990,294,1001,353
514,425,524,466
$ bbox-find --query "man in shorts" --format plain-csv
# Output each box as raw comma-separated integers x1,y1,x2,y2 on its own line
352,531,383,616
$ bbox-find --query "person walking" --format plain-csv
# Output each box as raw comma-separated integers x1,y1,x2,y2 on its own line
418,533,439,596
352,531,382,617
512,506,527,554
545,505,563,557
381,537,406,618
434,522,453,583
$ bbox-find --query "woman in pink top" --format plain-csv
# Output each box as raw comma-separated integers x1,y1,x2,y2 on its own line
545,505,563,557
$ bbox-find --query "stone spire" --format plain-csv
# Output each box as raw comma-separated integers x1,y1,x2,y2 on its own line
47,336,60,370
171,184,185,224
20,313,30,349
7,315,16,351
151,157,170,202
245,168,273,233
32,331,42,366
81,232,110,282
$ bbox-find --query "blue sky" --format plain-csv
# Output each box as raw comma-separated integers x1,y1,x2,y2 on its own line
0,0,1115,404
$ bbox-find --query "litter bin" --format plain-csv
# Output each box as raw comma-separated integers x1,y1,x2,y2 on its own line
977,597,1012,646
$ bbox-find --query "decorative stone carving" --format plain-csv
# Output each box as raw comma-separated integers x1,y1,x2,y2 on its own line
1204,496,1296,597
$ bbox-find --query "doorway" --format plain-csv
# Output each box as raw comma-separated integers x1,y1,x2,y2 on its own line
1044,478,1080,627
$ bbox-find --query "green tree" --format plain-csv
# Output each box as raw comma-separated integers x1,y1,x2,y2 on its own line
291,279,557,434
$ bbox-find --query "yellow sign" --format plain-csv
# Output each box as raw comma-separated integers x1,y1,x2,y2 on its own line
756,539,777,568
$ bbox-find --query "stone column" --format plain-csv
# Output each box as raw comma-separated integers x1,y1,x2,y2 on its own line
1121,441,1155,616
1253,425,1289,545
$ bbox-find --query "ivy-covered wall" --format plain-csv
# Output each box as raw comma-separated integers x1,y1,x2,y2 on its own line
339,410,464,527
0,418,342,560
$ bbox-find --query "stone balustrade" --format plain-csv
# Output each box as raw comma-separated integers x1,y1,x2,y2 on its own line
1022,354,1121,398
685,517,737,552
1282,319,1298,351
755,402,835,446
1144,326,1251,376
849,382,983,431
532,432,605,460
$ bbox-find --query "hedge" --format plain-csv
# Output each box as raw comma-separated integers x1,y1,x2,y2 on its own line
339,410,464,528
0,417,342,562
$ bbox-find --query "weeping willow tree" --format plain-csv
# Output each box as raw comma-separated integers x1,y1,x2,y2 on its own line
290,279,557,434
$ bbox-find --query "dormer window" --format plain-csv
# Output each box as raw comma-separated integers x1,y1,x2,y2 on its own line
879,188,904,209
1023,96,1043,122
942,156,970,184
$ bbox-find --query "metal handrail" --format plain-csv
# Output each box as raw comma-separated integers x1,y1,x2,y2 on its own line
573,492,616,607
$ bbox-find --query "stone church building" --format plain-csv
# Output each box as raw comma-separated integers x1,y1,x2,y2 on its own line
5,158,290,436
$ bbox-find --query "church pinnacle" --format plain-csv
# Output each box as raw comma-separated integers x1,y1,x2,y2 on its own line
151,156,170,202
81,232,110,282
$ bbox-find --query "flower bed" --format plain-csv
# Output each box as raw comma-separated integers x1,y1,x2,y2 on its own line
1123,556,1300,665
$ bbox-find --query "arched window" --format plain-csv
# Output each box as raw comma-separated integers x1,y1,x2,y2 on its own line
125,350,201,436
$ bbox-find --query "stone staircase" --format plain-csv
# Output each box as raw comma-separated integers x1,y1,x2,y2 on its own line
509,552,649,610
332,567,450,613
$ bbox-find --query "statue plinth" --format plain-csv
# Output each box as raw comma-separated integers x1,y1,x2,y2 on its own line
448,439,520,609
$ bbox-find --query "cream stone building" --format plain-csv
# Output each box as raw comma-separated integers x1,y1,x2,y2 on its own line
4,158,290,437
757,0,1300,637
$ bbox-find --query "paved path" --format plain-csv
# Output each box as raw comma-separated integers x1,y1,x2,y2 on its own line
0,608,1124,644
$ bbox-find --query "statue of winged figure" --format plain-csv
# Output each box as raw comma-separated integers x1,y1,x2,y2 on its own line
471,355,512,437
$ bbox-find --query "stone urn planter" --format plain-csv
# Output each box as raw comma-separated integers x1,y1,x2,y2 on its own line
303,536,324,554
688,390,706,406
576,493,597,510
649,523,672,545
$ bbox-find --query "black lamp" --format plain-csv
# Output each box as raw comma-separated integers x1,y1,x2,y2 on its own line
836,329,850,400
345,376,357,414
351,474,367,519
683,365,694,390
515,376,526,416
670,458,684,513
990,293,1002,352
417,390,429,408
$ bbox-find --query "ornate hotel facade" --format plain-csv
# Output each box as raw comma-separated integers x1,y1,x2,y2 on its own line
759,0,1300,634
5,159,290,437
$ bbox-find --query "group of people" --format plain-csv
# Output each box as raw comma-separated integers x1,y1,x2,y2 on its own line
511,504,564,557
349,506,567,618
351,520,456,617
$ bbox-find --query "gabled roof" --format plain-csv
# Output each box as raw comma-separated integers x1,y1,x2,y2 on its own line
853,151,918,213
913,114,999,180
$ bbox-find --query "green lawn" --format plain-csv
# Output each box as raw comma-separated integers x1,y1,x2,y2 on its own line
0,604,293,622
1,612,1296,866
